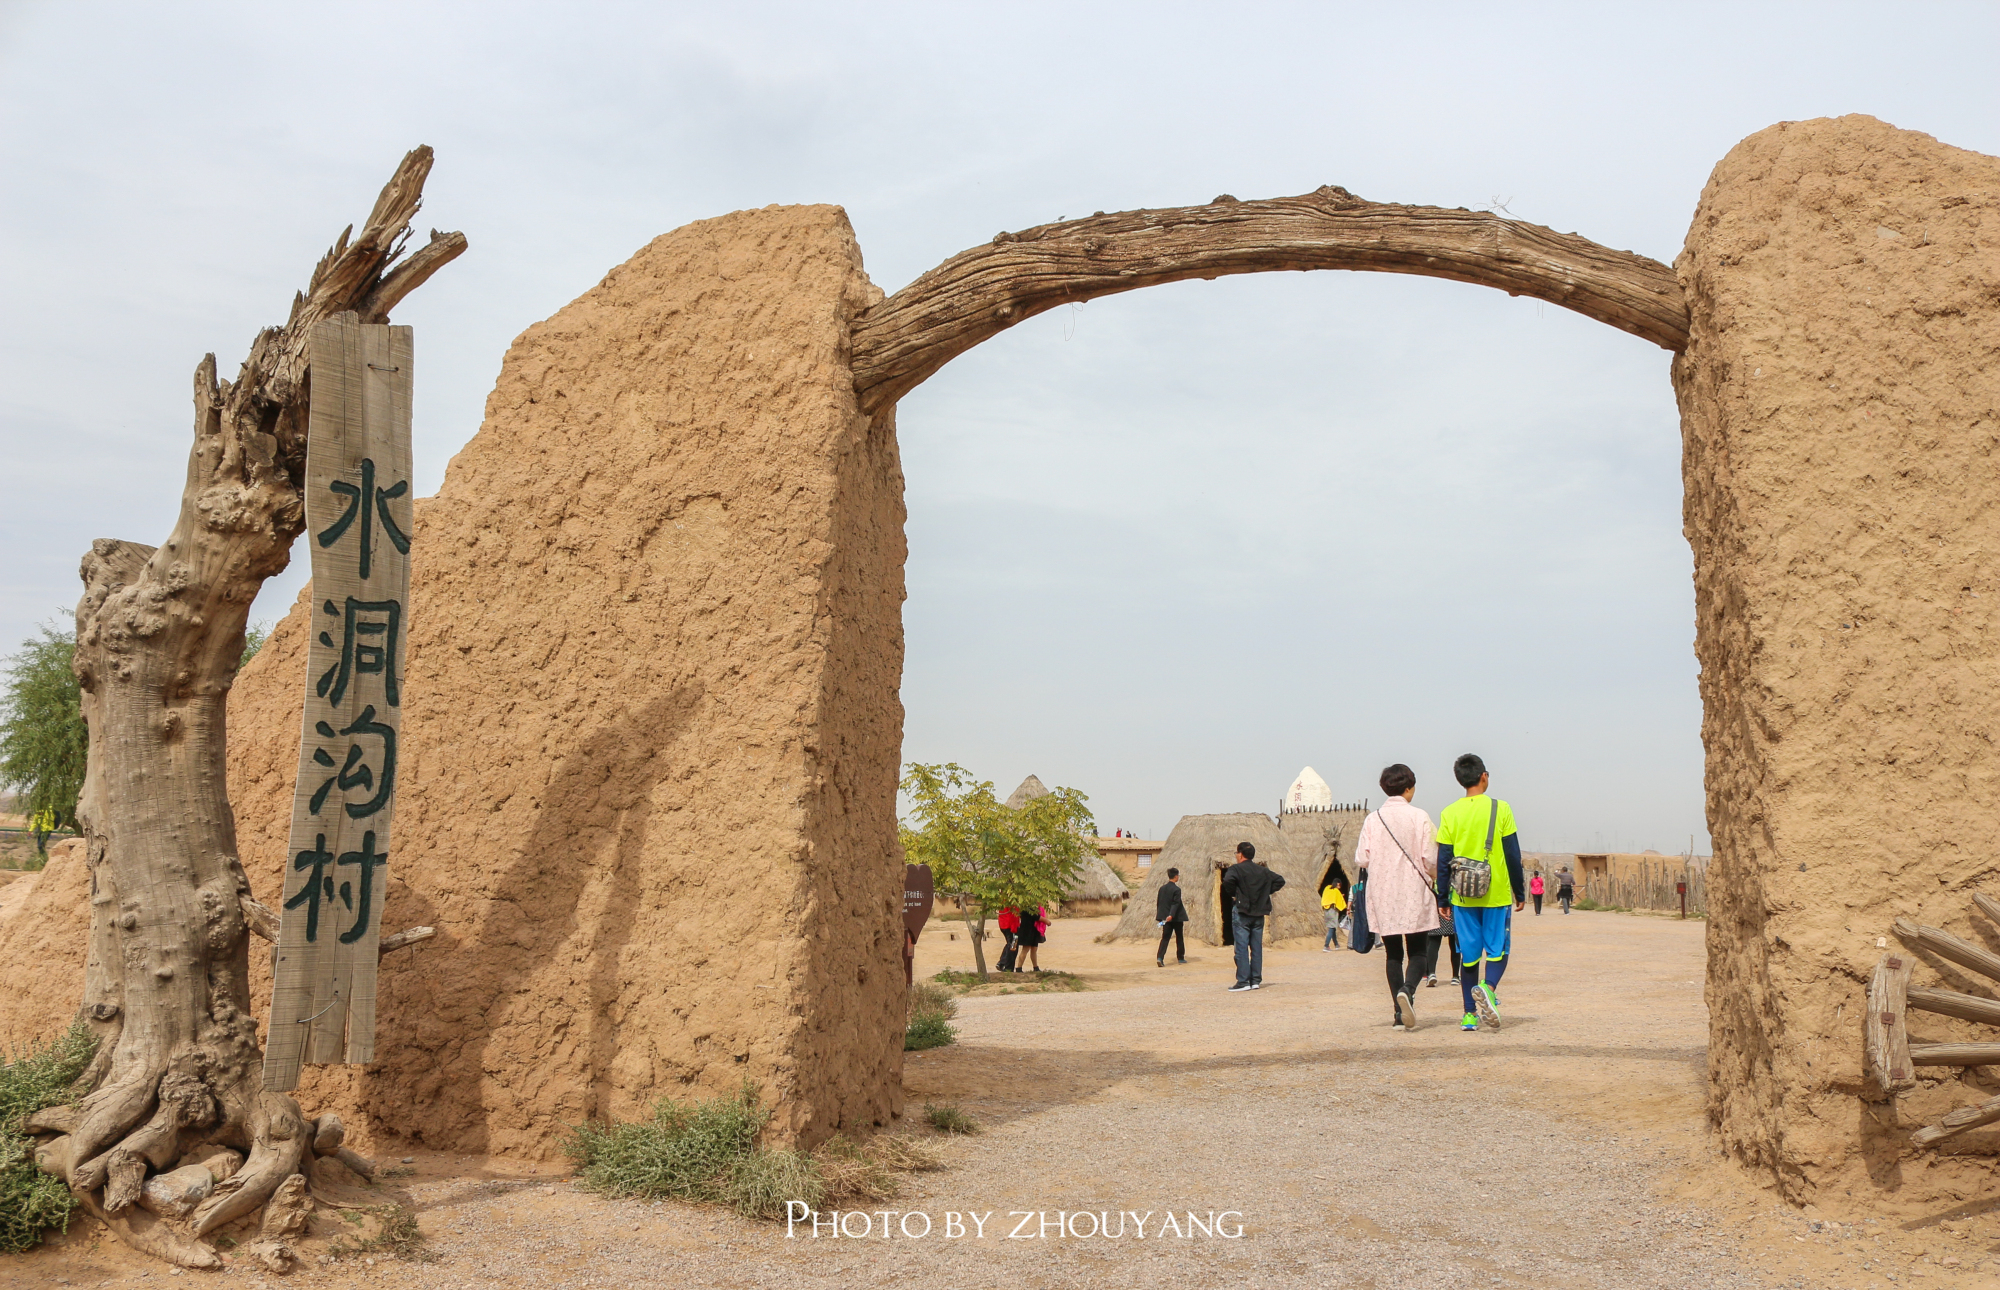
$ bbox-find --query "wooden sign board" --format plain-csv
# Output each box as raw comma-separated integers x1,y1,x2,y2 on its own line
903,864,934,941
263,314,413,1091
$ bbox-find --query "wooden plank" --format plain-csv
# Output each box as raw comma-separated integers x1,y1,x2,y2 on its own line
263,313,412,1091
1907,985,2000,1027
1909,1042,2000,1067
1911,1092,2000,1148
1973,891,2000,932
1892,918,2000,986
1865,951,1917,1098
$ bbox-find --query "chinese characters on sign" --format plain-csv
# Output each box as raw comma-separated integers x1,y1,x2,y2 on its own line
265,314,413,1091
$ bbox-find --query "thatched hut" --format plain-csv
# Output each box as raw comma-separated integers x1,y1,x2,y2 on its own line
1004,774,1049,809
1062,854,1131,917
1000,774,1128,915
1102,812,1327,946
1278,804,1367,896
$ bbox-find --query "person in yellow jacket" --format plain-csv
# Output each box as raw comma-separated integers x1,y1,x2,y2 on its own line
1320,878,1349,951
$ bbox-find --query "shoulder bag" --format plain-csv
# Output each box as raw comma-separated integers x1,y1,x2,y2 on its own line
1449,797,1500,901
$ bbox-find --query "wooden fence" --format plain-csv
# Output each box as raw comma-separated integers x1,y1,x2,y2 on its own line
1579,858,1707,917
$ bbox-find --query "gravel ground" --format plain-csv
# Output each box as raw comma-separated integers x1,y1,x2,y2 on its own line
11,910,1998,1289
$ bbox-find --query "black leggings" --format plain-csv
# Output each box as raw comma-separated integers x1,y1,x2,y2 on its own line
1383,933,1428,1009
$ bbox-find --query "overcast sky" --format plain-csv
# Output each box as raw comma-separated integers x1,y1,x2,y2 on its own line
4,2,1996,853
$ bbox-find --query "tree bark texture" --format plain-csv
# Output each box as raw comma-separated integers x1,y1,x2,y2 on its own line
51,149,463,1258
849,186,1688,415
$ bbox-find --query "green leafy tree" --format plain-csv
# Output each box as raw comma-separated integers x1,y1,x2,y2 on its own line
898,763,1095,980
241,619,271,668
0,624,86,853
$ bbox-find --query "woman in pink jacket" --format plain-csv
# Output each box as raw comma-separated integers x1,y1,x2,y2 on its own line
1355,763,1439,1032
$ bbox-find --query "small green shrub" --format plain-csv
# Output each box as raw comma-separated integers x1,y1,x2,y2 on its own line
0,1023,96,1253
922,1103,980,1136
908,981,959,1019
904,1013,957,1051
930,967,982,989
567,1081,768,1205
566,1082,834,1221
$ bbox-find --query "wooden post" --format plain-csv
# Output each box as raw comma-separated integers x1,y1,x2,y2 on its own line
263,315,413,1091
1864,951,1917,1100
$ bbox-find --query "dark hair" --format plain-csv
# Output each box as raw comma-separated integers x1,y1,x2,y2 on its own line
1236,841,1255,861
1166,867,1179,879
1378,763,1416,796
1454,753,1487,788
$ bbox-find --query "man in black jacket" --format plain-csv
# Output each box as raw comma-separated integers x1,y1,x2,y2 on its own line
1221,842,1285,991
1155,868,1188,967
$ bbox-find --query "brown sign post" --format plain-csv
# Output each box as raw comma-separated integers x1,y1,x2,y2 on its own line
903,864,934,984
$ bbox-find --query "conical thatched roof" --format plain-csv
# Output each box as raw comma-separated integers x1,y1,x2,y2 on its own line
1004,774,1049,809
1066,854,1130,901
1002,774,1118,901
1104,812,1328,945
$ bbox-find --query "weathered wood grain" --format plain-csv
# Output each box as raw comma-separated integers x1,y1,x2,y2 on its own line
65,147,461,1251
849,187,1690,414
1909,1042,2000,1066
1907,984,2000,1027
1912,1092,2000,1148
1893,917,2000,985
1865,951,1916,1098
377,925,435,954
264,315,412,1088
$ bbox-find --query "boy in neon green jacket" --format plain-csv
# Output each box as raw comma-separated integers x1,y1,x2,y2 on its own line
1432,753,1524,1031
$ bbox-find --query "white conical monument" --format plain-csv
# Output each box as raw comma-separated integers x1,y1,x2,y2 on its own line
1285,766,1333,812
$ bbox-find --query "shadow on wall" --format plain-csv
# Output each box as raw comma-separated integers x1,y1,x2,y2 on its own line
451,688,705,1145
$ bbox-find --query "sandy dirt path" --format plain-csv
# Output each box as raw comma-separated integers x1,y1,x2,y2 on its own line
10,910,1998,1288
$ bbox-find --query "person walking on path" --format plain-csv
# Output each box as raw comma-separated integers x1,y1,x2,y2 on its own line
1015,904,1048,972
1222,842,1285,991
1433,753,1524,1031
1321,879,1348,950
1354,763,1439,1031
1556,865,1575,914
1156,868,1189,966
1529,870,1546,916
996,905,1021,972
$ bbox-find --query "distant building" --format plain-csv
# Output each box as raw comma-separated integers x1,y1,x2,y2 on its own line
1102,766,1367,945
1095,836,1165,883
1006,775,1132,915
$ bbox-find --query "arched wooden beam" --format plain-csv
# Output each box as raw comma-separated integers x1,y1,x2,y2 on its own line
849,186,1688,415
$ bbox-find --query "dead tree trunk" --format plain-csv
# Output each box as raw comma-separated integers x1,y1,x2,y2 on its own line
39,149,464,1266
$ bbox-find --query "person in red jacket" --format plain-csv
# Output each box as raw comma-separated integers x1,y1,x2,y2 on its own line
996,906,1021,971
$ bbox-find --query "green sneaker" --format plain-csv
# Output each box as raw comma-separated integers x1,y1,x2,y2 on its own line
1474,982,1503,1030
1460,1012,1478,1031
